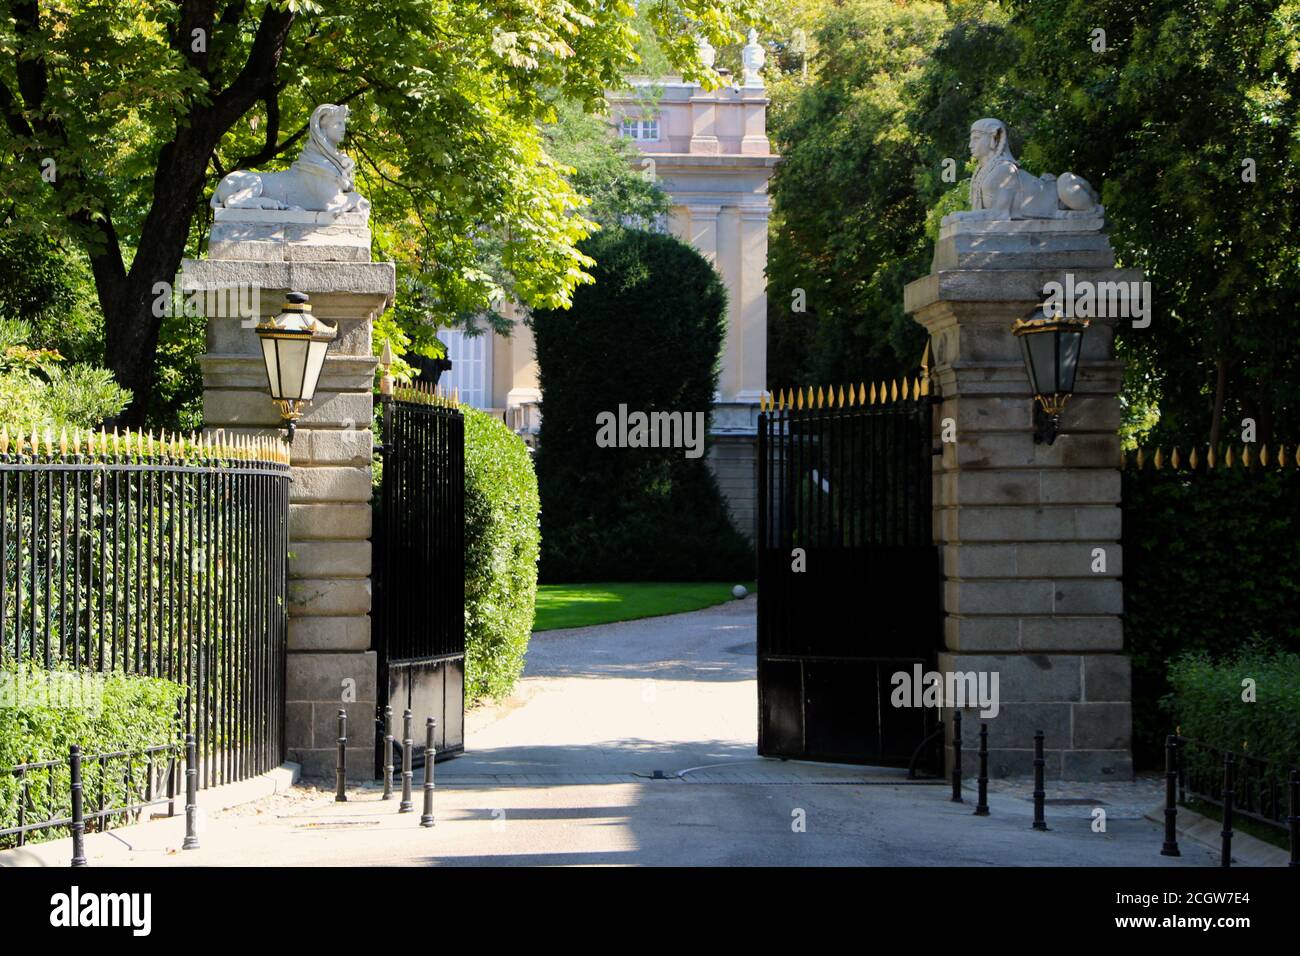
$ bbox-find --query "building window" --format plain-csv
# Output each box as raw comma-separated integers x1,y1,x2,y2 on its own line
438,329,493,409
620,117,659,141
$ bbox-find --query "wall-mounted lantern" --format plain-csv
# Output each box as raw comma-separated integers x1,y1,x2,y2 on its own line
1011,304,1090,445
255,291,337,442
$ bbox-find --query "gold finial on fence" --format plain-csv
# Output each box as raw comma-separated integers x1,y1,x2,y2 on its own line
1225,445,1235,468
1207,445,1216,469
59,428,68,456
1171,447,1180,470
1279,445,1288,469
869,382,877,405
857,382,866,405
1260,445,1270,467
795,388,804,411
1242,444,1252,467
815,385,824,409
920,340,931,376
1153,447,1164,470
1189,447,1200,470
837,385,846,408
0,426,8,455
1135,447,1145,469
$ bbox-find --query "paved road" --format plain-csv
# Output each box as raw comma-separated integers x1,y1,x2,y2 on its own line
60,596,1218,866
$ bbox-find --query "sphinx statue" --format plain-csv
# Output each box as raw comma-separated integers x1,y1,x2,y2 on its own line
211,104,370,217
948,118,1099,222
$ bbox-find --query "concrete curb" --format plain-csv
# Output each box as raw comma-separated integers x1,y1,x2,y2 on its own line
0,762,301,867
1143,803,1290,867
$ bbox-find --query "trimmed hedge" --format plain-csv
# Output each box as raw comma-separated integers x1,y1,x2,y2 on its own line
1123,466,1300,766
1164,649,1300,785
0,665,182,848
463,407,540,701
531,228,753,582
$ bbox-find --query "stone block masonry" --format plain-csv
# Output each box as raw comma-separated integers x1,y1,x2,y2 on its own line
182,253,395,783
905,215,1135,782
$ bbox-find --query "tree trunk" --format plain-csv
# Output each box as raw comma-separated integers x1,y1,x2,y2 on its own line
81,8,297,425
1208,358,1228,449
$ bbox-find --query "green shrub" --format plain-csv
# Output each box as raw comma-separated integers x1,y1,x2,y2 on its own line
0,664,183,848
531,228,753,582
0,320,130,432
1123,466,1300,767
463,407,540,701
1164,649,1300,796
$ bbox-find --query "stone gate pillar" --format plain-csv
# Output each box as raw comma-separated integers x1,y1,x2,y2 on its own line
182,219,394,781
904,213,1140,781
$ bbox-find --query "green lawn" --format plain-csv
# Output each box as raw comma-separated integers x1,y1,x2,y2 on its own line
533,581,755,632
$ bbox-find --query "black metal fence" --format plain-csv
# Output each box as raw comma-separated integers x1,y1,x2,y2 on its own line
374,387,466,765
756,377,943,765
0,429,291,789
1174,735,1295,831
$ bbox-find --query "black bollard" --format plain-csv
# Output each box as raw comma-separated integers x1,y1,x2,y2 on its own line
1288,769,1299,869
973,724,990,816
70,745,87,867
1221,751,1235,868
1161,735,1181,856
951,710,963,803
382,705,394,800
183,733,199,850
399,709,414,813
1031,730,1048,831
420,718,437,828
335,709,348,802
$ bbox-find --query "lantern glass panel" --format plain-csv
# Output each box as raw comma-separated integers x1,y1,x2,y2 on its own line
301,338,330,402
1025,331,1060,395
261,338,282,399
276,337,310,401
1058,329,1084,394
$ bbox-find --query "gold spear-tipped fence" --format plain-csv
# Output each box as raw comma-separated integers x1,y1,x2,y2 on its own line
758,344,933,414
1121,442,1300,472
0,425,291,465
392,382,461,409
759,372,929,414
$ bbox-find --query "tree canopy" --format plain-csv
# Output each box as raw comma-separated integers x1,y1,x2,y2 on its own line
1,0,764,422
767,0,1300,445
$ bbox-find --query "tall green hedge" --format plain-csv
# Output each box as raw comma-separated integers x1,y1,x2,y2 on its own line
1123,465,1300,766
531,228,753,582
1164,649,1300,779
463,407,540,701
0,665,182,848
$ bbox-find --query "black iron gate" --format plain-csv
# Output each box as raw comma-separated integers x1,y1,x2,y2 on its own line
757,376,942,766
374,386,465,769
